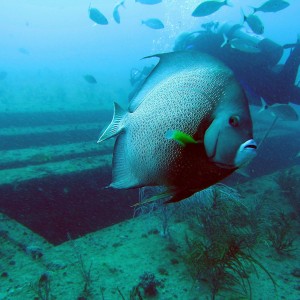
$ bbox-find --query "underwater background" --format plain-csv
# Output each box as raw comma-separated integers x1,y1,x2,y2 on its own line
0,0,300,299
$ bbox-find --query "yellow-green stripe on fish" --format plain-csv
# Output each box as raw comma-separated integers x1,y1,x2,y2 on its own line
165,130,197,147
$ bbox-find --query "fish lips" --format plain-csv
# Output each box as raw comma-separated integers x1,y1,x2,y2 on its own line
212,139,257,169
234,139,257,167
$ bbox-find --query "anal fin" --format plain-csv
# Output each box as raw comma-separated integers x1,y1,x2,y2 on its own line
110,133,140,189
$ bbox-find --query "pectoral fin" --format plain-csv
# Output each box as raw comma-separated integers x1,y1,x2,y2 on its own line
165,130,198,147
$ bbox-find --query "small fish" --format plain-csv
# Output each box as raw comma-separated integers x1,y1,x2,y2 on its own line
243,13,264,35
252,0,289,13
0,71,7,80
88,4,108,25
192,0,230,17
256,98,298,150
18,47,30,55
135,0,162,4
259,98,298,121
221,35,261,53
142,18,164,29
98,51,256,203
113,0,125,24
83,74,97,84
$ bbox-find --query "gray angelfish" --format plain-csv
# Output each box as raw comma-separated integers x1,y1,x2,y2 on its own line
98,51,257,203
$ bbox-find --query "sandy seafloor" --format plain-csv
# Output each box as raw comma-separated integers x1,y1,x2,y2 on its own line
0,164,299,300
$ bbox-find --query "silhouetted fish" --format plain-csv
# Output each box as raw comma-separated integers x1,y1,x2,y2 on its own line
113,0,125,24
18,48,30,55
244,13,264,35
192,0,230,17
83,75,97,84
88,5,108,25
252,0,289,13
142,18,164,29
259,98,298,121
0,71,7,80
135,0,162,4
221,35,261,53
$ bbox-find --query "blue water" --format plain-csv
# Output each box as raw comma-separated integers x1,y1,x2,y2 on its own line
0,1,300,299
1,0,299,112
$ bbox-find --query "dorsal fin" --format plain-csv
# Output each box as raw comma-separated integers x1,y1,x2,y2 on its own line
97,102,126,143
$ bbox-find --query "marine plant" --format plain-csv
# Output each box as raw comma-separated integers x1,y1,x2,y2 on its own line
185,234,276,299
275,169,300,216
68,234,94,299
135,186,174,238
182,185,276,299
31,272,53,300
77,254,94,299
138,272,160,296
185,236,249,298
267,211,296,255
117,285,143,300
117,272,160,300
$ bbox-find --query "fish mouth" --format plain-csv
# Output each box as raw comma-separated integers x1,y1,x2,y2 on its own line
242,139,257,151
214,139,257,169
234,139,257,167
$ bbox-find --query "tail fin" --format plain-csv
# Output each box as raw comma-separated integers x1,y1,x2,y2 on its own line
240,8,247,24
258,97,268,113
221,34,229,48
249,6,257,14
97,102,126,143
225,0,233,7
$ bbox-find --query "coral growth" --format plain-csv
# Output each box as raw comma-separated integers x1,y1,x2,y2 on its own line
182,185,276,299
267,211,296,255
275,169,300,217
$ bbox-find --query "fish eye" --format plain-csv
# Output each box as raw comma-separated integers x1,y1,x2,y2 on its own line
229,116,240,127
